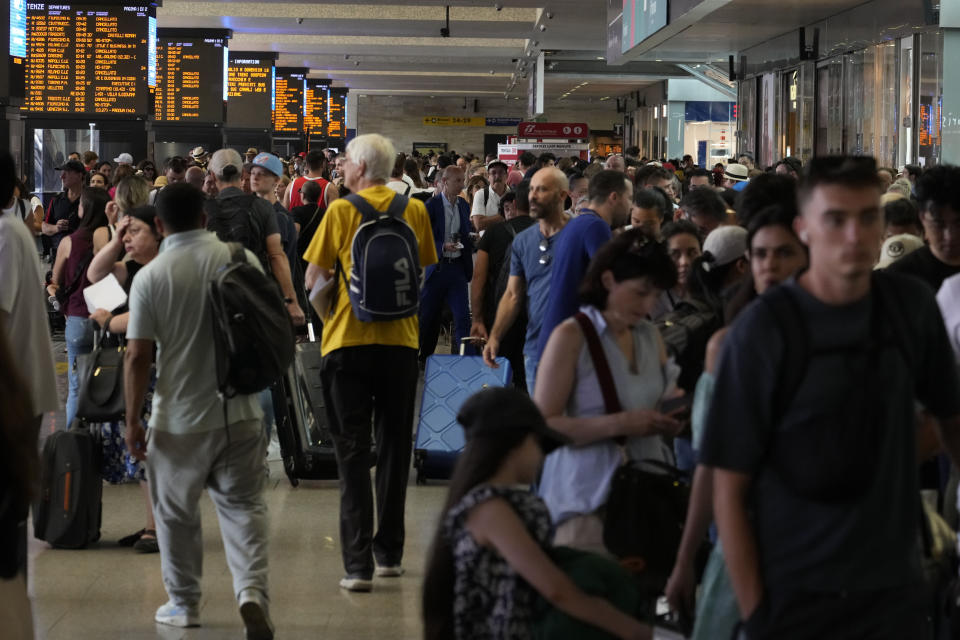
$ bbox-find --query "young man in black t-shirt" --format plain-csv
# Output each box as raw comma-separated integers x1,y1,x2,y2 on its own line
887,165,960,291
702,157,960,639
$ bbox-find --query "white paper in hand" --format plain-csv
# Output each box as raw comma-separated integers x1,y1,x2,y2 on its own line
83,273,128,315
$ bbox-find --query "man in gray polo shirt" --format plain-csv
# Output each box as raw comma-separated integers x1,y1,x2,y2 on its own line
123,183,274,640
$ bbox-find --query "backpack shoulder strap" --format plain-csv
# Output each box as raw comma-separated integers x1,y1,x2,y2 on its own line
345,193,379,221
870,271,915,370
226,242,247,264
404,183,411,196
573,312,622,415
385,194,409,218
758,284,808,427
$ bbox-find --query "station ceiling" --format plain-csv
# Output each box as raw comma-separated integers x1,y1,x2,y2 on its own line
155,0,872,104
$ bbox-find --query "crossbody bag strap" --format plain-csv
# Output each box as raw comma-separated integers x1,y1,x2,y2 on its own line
573,311,623,414
573,312,630,452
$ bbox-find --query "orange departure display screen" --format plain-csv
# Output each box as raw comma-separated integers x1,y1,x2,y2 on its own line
25,2,153,116
227,53,272,128
304,80,327,136
273,69,305,134
154,35,226,122
326,88,346,138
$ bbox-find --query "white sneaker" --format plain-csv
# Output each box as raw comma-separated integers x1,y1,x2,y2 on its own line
154,601,200,628
339,576,373,592
238,588,275,640
375,565,405,578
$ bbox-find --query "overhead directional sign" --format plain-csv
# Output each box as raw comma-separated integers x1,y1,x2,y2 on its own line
517,122,589,138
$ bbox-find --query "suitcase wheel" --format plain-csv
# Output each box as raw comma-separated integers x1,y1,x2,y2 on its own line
414,450,426,485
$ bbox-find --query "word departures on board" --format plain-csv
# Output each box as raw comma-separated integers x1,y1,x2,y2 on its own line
227,51,276,129
154,28,230,123
25,2,156,117
273,67,307,134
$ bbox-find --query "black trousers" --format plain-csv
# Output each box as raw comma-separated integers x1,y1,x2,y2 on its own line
320,345,419,578
742,583,924,640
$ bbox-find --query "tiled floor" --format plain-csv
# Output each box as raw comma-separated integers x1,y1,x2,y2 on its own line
29,467,448,639
29,331,687,640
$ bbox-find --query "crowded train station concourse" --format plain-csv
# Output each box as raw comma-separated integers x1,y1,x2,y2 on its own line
3,0,960,638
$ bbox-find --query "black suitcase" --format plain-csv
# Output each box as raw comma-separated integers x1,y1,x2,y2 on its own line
272,339,339,486
33,422,102,549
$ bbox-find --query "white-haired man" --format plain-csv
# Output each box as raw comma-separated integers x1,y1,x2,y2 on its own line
303,134,437,592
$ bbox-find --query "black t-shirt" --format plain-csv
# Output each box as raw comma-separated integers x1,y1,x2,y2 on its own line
700,272,960,592
477,216,536,325
45,191,80,252
291,202,324,259
886,245,960,292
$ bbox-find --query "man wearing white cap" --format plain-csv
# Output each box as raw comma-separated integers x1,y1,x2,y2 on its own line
114,152,134,167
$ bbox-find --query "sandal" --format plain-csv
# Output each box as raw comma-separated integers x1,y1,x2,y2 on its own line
118,528,146,547
133,529,159,554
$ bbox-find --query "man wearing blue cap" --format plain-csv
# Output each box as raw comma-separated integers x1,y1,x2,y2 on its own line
250,152,307,314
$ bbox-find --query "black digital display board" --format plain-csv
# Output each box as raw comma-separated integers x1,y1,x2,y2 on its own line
326,88,347,139
154,28,230,123
304,80,328,136
25,1,155,116
226,50,275,129
273,67,306,134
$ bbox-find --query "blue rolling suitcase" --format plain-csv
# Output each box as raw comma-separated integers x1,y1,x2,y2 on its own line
414,351,512,483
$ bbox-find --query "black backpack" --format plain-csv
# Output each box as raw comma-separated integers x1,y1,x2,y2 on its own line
208,243,295,398
655,297,721,391
205,194,268,270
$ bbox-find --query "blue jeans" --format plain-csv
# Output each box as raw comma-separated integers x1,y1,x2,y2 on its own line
65,315,94,426
524,354,539,397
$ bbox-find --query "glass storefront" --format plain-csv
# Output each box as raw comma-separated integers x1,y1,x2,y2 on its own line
742,31,943,168
917,31,943,167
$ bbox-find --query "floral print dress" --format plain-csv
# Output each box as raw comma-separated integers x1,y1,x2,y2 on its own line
445,484,553,640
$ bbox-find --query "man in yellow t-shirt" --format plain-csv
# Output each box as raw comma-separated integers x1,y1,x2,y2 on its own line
303,134,437,592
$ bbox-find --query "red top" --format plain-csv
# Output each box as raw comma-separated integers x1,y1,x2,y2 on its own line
289,176,329,210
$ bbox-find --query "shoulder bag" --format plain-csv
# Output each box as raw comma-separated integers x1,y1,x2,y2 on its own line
572,312,689,583
75,326,126,423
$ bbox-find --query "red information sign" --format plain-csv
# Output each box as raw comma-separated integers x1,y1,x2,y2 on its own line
517,122,590,138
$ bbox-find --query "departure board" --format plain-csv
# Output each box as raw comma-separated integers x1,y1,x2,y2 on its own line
304,80,328,136
155,29,229,123
273,68,306,134
226,51,275,129
25,2,155,116
326,88,347,139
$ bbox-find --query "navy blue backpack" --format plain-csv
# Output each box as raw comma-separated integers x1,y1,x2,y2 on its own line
343,193,421,322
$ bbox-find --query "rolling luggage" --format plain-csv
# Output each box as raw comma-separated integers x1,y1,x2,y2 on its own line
33,422,102,549
272,334,339,486
414,343,512,483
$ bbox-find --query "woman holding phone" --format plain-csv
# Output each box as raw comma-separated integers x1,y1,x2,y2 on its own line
534,229,686,554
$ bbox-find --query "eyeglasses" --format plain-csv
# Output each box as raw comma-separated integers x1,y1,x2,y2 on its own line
539,238,551,265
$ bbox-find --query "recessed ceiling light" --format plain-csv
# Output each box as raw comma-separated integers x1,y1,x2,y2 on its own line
596,56,605,60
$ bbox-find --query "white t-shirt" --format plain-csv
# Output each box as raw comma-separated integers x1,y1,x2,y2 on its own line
0,204,60,415
386,180,412,195
470,185,503,218
937,273,960,362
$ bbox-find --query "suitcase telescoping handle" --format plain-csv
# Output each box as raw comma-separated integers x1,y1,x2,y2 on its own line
460,337,486,356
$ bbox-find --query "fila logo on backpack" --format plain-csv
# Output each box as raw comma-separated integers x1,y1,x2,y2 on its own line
344,193,421,322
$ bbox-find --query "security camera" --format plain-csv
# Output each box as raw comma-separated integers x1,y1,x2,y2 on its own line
489,70,495,75
344,54,350,60
539,24,547,32
546,12,554,19
494,3,503,9
440,26,450,37
296,17,303,24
